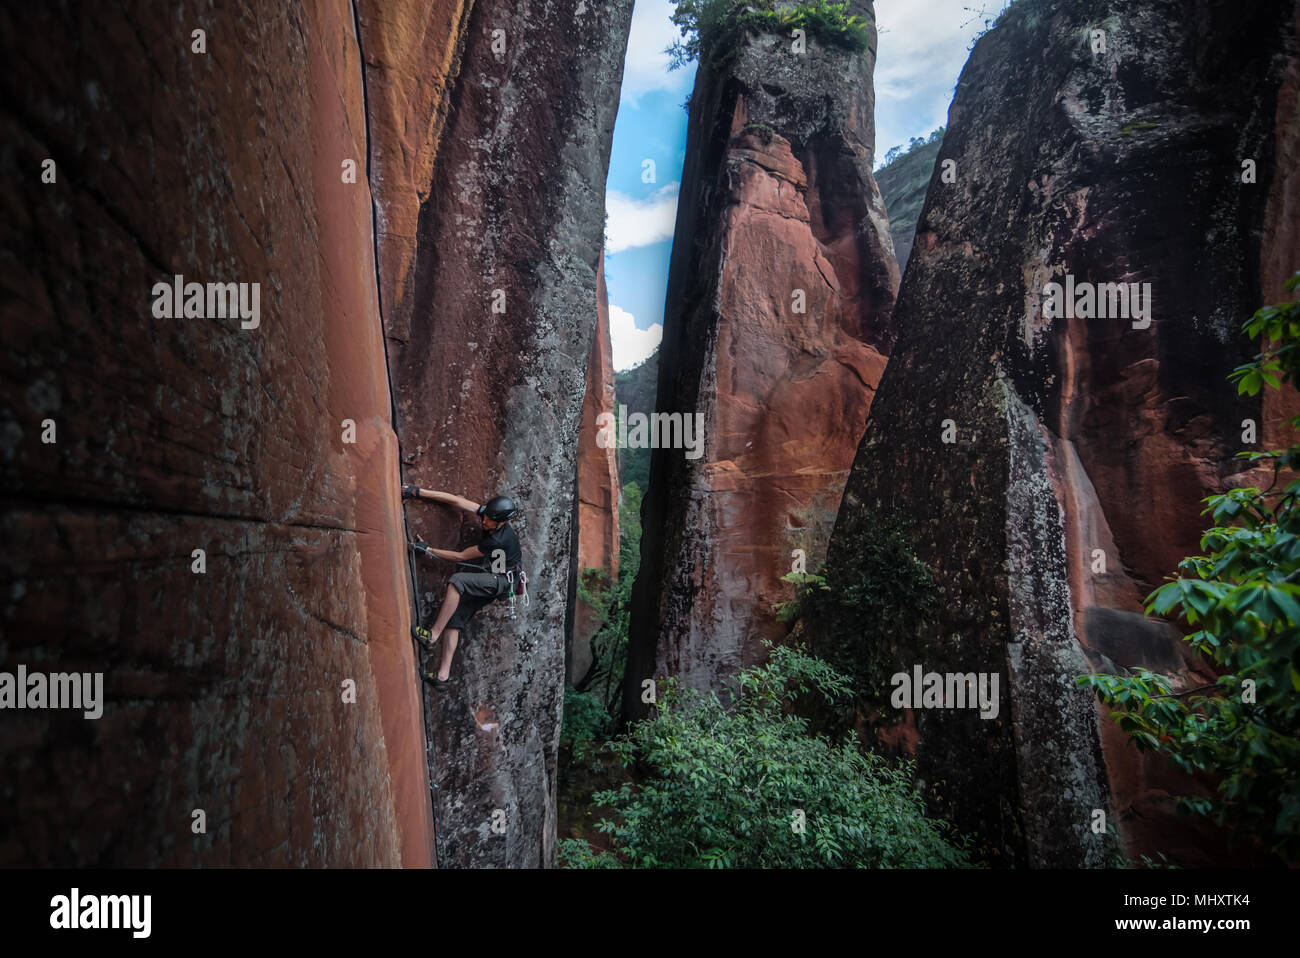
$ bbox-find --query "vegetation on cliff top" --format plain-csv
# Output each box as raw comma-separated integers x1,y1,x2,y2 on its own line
667,0,874,70
1079,273,1300,863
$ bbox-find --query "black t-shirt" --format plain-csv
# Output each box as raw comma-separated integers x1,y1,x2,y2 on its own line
475,523,522,573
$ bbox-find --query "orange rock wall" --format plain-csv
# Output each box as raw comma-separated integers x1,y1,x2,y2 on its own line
0,0,432,865
570,256,620,685
360,0,634,867
626,0,899,709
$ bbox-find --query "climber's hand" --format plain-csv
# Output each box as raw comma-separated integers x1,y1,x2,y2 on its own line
402,484,423,500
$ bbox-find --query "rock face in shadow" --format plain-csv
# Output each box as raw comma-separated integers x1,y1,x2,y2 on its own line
625,0,899,718
0,0,432,866
358,0,633,867
569,256,620,687
820,0,1299,867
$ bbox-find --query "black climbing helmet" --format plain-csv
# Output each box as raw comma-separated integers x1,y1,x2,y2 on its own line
478,495,517,522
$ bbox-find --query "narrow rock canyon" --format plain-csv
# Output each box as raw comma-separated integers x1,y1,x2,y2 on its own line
2,0,1296,871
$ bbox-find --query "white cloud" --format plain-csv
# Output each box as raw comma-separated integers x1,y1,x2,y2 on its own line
620,0,693,103
605,183,680,255
609,304,662,372
872,0,993,167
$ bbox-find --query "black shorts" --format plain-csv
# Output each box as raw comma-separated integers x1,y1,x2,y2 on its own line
445,571,509,630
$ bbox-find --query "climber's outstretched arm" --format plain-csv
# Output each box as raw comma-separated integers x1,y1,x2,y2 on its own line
405,487,481,513
425,544,484,563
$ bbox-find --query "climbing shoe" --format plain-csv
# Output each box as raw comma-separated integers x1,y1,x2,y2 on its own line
402,484,423,500
411,623,439,651
420,667,452,688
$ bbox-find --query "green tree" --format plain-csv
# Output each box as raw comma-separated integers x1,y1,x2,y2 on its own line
666,0,873,71
1078,273,1300,862
576,481,644,715
560,685,613,762
559,644,969,868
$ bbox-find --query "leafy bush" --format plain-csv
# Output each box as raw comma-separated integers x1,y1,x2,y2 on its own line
668,0,873,71
774,570,827,622
561,686,613,762
576,482,643,715
1078,273,1300,862
563,644,970,868
797,516,939,702
556,836,622,869
880,127,945,168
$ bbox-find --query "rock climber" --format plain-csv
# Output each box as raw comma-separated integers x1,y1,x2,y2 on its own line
402,486,524,688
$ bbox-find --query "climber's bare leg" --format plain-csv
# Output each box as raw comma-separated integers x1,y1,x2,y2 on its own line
428,583,460,639
437,629,459,682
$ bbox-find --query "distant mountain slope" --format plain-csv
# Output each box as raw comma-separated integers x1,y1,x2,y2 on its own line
876,138,941,273
613,347,658,492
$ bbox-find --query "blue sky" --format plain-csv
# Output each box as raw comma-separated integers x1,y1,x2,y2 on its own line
604,0,994,370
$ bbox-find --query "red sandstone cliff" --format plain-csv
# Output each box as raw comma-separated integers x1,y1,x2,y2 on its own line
357,0,633,867
625,0,899,714
820,0,1300,867
0,0,431,866
569,256,620,686
0,0,632,869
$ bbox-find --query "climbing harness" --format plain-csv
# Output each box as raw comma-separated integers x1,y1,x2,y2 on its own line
418,550,526,617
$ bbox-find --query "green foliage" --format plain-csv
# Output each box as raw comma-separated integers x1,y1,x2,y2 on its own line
614,403,652,492
563,644,970,868
1230,274,1300,404
667,0,873,71
742,121,777,145
577,481,644,715
798,516,940,702
1078,272,1300,862
880,126,945,168
768,0,873,52
561,686,613,762
556,836,622,869
775,570,828,622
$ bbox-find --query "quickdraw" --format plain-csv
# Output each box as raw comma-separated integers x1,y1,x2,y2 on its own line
504,569,528,616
